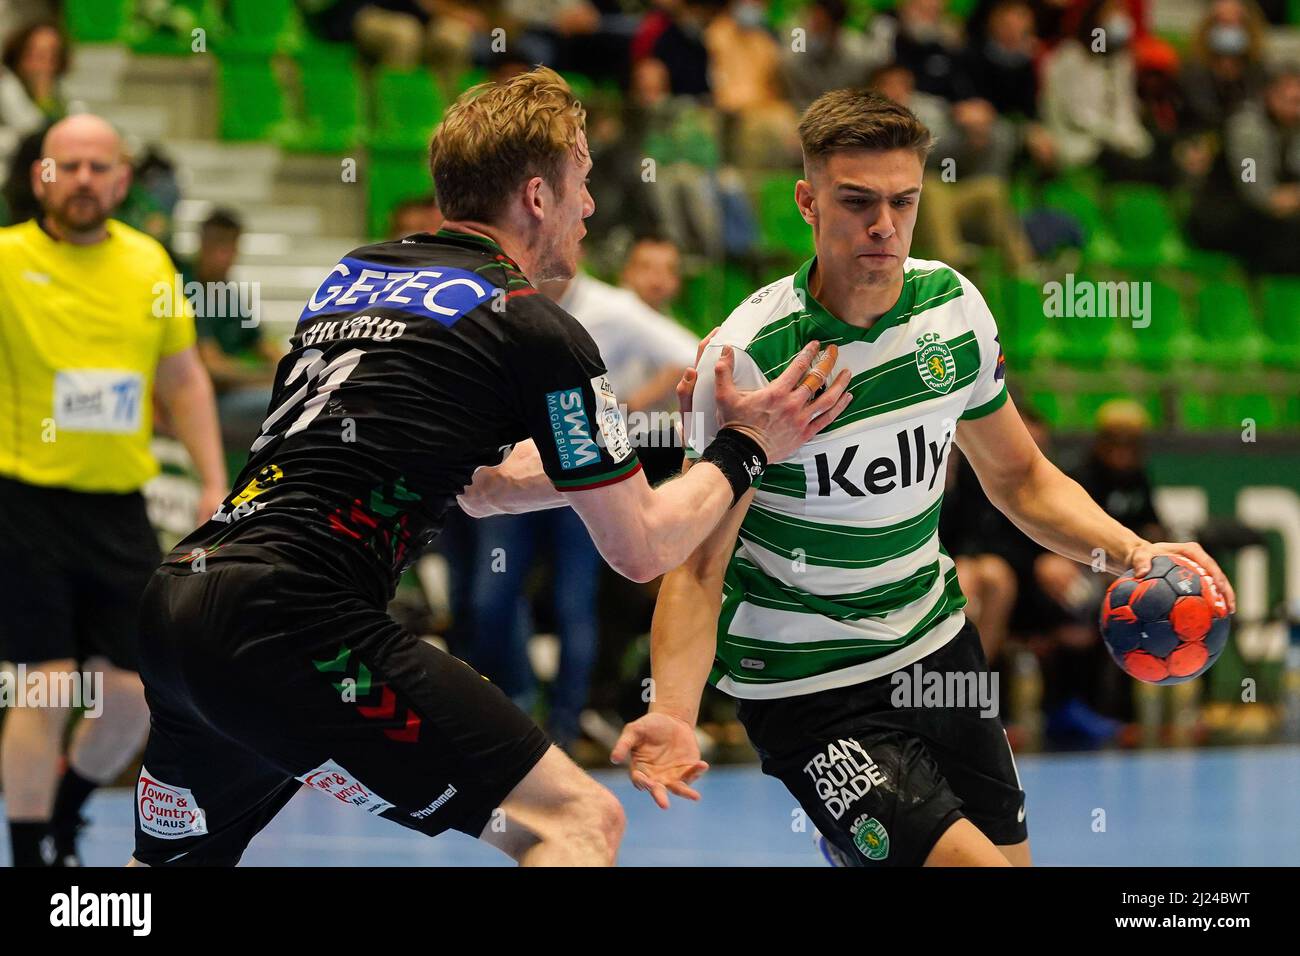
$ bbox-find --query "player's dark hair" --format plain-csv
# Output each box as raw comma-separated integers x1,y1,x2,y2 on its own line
1,20,69,83
799,87,935,171
201,208,243,238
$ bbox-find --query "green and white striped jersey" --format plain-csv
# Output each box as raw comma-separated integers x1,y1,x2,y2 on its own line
686,256,1008,699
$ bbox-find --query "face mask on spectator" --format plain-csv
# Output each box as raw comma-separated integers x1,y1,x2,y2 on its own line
986,41,1031,68
1207,23,1249,56
1102,14,1134,47
906,22,942,43
733,2,765,29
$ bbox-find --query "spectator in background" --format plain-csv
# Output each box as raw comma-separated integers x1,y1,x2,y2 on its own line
1073,399,1163,541
620,233,682,315
964,0,1075,47
780,0,892,112
943,407,1118,747
0,20,67,180
633,0,727,97
501,0,636,83
1,123,47,223
1181,0,1269,132
890,0,972,101
388,192,443,237
621,55,725,257
1039,0,1154,176
962,0,1041,119
300,1,486,79
0,19,65,123
705,0,801,167
1190,66,1300,274
186,209,283,453
874,63,1034,271
467,267,695,752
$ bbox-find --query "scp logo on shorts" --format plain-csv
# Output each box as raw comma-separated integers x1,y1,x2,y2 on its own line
136,769,208,840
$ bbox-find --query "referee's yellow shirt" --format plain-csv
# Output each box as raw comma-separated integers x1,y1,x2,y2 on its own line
0,218,195,493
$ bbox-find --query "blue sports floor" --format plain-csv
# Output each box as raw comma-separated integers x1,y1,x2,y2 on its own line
4,745,1297,866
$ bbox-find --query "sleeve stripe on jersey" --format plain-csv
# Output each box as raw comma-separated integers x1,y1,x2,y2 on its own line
552,456,643,492
961,385,1009,421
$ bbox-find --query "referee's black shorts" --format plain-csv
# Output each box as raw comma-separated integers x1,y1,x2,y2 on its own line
0,474,160,670
737,620,1027,867
132,558,551,866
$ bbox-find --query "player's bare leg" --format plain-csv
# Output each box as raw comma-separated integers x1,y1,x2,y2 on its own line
65,659,150,784
923,818,1013,867
997,839,1032,866
477,745,625,866
0,659,76,822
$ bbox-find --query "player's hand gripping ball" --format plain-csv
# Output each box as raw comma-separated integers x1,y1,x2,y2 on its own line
1100,555,1231,684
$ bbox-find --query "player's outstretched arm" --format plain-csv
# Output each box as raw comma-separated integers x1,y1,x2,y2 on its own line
958,397,1236,610
611,354,759,808
566,342,850,583
609,489,753,808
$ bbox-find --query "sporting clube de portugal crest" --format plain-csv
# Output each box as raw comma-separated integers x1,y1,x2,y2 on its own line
914,332,956,394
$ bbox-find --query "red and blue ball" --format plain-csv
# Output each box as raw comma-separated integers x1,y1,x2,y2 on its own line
1100,554,1231,685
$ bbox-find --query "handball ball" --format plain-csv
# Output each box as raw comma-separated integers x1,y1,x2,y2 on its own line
1100,554,1231,685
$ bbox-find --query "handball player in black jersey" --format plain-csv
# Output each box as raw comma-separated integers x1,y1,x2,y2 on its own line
128,67,852,866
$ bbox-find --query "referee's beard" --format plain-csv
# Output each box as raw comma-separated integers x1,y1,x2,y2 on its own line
45,192,111,240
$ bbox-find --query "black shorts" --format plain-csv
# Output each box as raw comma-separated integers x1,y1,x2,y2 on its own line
737,621,1027,867
133,558,551,866
0,474,160,669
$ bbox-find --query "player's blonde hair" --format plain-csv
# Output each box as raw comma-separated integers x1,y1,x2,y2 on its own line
430,65,587,223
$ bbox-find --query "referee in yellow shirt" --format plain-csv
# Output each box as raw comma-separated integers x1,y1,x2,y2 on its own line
0,115,226,866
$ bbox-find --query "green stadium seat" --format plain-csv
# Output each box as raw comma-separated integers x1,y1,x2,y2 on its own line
560,72,596,103
292,56,364,153
366,147,433,239
1003,278,1060,366
1195,281,1267,368
1178,390,1288,432
368,69,446,151
1132,279,1197,370
217,57,288,142
129,0,220,54
1178,390,1220,431
1047,270,1138,369
1024,391,1066,429
1105,184,1185,269
679,271,720,338
65,0,131,42
1040,178,1117,262
451,67,489,97
1257,276,1300,369
1180,248,1241,283
1227,393,1283,431
224,0,300,55
756,172,815,260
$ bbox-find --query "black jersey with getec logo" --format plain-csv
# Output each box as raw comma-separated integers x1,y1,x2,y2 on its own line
170,230,640,602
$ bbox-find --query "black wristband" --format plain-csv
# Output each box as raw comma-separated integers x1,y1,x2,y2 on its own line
700,427,767,505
